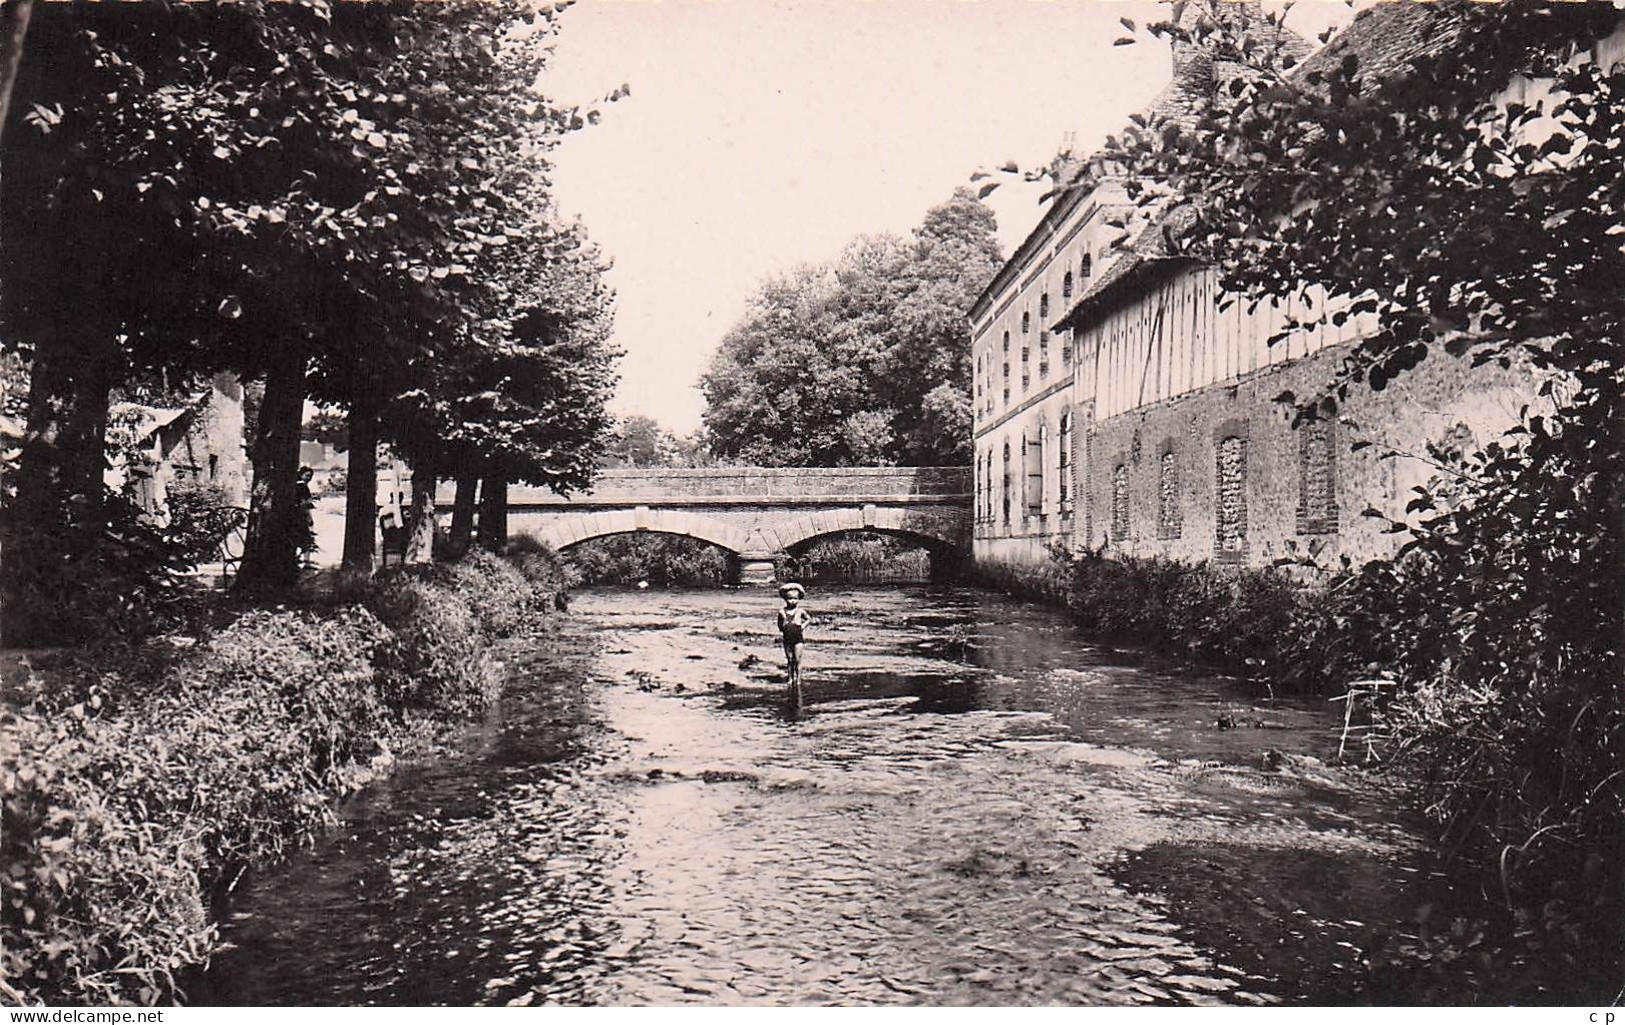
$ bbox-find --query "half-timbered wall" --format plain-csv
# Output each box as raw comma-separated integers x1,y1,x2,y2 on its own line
1074,267,1377,422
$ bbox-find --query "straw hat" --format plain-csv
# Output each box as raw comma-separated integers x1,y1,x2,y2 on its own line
778,582,805,598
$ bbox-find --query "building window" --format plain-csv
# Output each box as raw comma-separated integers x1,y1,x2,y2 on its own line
1038,331,1049,377
1021,311,1030,334
979,450,990,524
208,454,219,481
1058,411,1072,514
1026,427,1044,519
1001,441,1012,526
1040,293,1050,320
1081,253,1093,279
1111,464,1129,541
988,450,997,523
1297,420,1338,534
1002,330,1010,353
1157,449,1182,540
1063,271,1074,300
1215,435,1248,560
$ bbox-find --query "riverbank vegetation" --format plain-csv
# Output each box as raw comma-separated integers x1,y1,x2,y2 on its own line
787,535,933,585
563,534,737,588
1004,522,1619,997
0,547,564,1006
0,1,620,1003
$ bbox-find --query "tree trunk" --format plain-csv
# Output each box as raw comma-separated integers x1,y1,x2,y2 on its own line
341,395,379,571
449,473,478,553
2,332,114,644
477,473,507,552
405,461,436,564
0,0,35,155
11,339,87,529
236,354,307,593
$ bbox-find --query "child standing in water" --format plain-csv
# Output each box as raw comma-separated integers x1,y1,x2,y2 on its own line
777,582,811,695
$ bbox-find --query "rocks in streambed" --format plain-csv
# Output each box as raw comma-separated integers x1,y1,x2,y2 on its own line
699,769,758,784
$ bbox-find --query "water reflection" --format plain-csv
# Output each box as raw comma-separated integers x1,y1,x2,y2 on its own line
201,584,1432,1006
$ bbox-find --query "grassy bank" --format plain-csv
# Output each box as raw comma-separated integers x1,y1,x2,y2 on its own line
0,547,566,1006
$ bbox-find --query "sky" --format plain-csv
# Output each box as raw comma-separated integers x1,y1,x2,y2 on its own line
541,0,1359,436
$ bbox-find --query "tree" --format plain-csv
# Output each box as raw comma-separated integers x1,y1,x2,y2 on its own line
699,189,1002,467
2,0,620,609
301,411,349,451
602,414,674,468
387,221,619,556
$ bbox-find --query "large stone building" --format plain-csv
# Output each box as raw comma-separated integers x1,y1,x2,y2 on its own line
969,1,1617,573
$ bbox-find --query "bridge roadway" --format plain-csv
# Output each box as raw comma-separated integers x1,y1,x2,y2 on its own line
487,466,971,584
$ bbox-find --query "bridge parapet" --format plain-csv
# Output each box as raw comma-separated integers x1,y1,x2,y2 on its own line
502,466,971,507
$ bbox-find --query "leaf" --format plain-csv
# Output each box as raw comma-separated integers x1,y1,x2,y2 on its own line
1119,17,1136,32
977,182,1000,199
1113,36,1137,46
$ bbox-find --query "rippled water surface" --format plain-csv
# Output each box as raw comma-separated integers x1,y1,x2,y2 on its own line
201,585,1445,1006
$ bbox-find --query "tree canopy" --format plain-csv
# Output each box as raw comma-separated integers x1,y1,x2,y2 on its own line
2,0,623,622
699,188,1001,467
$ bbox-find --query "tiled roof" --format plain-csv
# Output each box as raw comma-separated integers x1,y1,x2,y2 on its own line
1291,1,1468,88
1050,208,1196,333
971,1,1310,321
1050,3,1465,336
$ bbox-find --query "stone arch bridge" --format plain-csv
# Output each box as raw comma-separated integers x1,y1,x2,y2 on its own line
487,466,971,584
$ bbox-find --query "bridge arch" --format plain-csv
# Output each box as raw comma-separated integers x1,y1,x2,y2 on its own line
525,508,751,555
747,506,964,555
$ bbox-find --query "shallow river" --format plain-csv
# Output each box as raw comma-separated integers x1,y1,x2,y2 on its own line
198,584,1468,1006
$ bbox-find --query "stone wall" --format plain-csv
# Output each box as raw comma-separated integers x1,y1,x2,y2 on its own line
1076,343,1543,567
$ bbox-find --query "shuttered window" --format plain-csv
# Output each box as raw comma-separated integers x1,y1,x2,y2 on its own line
1026,430,1045,518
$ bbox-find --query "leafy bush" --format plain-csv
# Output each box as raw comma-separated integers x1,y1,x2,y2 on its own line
435,548,548,638
365,573,493,716
1064,549,1307,680
564,533,735,587
0,550,557,1005
502,534,567,591
0,490,210,647
1,608,390,1005
162,479,245,564
786,535,932,583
